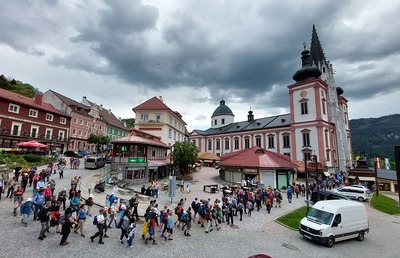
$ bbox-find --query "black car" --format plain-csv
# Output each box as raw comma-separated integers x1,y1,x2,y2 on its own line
64,150,82,157
310,189,350,204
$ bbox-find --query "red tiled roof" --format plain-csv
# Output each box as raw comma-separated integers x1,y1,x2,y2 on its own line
111,134,169,148
132,96,187,125
220,146,297,169
0,88,69,116
133,96,169,110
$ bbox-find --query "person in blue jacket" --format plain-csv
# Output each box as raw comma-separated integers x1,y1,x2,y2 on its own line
20,197,34,227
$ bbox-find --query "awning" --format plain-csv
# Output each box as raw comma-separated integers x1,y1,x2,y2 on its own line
148,159,170,166
348,176,375,182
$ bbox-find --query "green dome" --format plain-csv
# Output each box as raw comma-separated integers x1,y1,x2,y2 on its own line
212,99,234,117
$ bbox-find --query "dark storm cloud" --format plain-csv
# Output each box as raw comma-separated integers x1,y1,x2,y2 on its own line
1,0,399,119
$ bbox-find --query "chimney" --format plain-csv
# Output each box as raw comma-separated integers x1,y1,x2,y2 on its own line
159,96,163,102
108,109,111,114
35,94,43,105
99,104,103,110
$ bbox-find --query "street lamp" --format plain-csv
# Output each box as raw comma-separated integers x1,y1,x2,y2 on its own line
169,146,174,176
304,156,310,213
311,154,319,201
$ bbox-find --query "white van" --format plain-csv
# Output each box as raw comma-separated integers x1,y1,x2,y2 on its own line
299,200,369,247
84,156,106,169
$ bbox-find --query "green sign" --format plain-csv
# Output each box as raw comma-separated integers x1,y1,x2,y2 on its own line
128,157,147,163
121,146,127,151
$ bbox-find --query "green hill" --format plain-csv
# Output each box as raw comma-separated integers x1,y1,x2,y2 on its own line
350,114,400,160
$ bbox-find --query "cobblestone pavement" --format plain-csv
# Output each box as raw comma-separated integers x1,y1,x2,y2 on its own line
0,160,399,258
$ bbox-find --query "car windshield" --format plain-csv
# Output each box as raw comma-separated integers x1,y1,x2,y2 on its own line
306,208,334,225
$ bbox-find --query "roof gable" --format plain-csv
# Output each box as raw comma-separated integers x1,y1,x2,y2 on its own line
133,96,169,111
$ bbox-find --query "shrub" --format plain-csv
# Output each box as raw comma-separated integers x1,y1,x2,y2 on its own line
23,154,42,162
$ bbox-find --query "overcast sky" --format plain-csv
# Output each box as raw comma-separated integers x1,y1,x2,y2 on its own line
1,0,399,131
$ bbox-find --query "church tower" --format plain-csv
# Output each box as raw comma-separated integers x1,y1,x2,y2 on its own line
288,27,340,173
310,25,352,172
211,99,235,128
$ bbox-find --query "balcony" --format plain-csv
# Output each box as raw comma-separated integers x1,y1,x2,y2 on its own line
139,119,164,124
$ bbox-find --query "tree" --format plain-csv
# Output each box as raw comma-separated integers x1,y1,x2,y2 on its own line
87,134,110,153
172,141,199,175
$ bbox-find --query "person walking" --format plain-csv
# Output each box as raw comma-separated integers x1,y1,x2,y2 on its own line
38,201,51,240
127,222,136,248
165,210,174,241
287,185,293,203
13,185,24,216
187,181,192,193
119,210,130,244
74,204,87,237
90,208,105,244
20,197,34,227
60,207,78,246
108,199,118,228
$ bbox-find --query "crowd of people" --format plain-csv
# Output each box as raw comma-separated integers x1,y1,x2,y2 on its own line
1,157,354,250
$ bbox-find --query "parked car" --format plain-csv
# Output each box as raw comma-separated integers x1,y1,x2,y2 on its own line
333,186,369,201
348,185,371,194
105,156,112,164
310,189,350,204
85,156,106,169
78,150,91,157
299,200,369,247
64,150,78,157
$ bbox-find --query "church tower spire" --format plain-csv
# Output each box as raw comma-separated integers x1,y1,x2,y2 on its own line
310,24,326,66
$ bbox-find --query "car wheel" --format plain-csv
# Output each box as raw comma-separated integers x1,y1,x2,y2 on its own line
357,231,364,241
358,197,364,202
326,236,335,248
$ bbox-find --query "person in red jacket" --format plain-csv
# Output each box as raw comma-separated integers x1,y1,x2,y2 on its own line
44,184,52,202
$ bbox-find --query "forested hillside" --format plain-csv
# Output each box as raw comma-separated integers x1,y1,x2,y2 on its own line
350,114,400,160
0,74,41,97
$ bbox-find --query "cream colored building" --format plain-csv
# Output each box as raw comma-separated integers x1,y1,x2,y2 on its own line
132,96,188,147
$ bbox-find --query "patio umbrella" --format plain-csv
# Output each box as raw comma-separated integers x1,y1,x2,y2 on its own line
16,140,49,148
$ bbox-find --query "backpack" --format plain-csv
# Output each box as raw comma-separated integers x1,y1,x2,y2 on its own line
59,214,66,225
93,215,98,225
108,207,112,214
175,206,182,215
183,211,189,223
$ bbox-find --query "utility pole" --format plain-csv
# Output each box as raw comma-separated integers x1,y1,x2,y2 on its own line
394,146,400,203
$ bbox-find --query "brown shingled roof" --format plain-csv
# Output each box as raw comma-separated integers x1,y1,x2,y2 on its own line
0,88,69,117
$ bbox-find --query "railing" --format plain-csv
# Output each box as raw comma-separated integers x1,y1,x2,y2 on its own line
0,129,69,142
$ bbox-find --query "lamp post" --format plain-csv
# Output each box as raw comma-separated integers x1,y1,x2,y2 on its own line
312,155,319,201
374,157,379,196
304,157,310,213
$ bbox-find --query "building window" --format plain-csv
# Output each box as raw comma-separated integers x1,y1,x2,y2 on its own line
140,114,148,121
268,135,275,149
283,134,290,148
169,116,172,124
234,137,239,150
174,120,177,128
59,131,65,141
29,109,38,118
322,99,326,115
214,119,217,126
79,130,82,136
45,129,52,139
11,122,22,136
79,119,83,125
46,114,54,121
216,139,221,150
9,103,20,113
302,132,310,147
222,118,225,125
60,117,67,124
325,130,329,147
208,140,212,151
255,136,261,147
224,138,229,150
174,131,176,140
31,126,39,138
244,137,250,149
168,128,171,138
301,102,308,115
74,118,78,124
72,129,76,136
156,115,161,122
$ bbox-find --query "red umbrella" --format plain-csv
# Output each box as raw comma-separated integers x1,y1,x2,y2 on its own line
16,140,49,148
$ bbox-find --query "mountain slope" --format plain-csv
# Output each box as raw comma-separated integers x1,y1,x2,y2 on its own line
350,114,400,160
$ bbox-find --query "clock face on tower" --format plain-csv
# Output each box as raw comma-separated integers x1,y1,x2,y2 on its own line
300,91,307,97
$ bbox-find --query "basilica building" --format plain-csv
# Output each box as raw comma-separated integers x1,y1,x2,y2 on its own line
189,25,352,177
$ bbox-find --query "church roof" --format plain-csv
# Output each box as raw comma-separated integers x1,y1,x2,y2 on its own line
133,96,169,110
212,99,234,117
193,113,290,136
310,24,327,65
